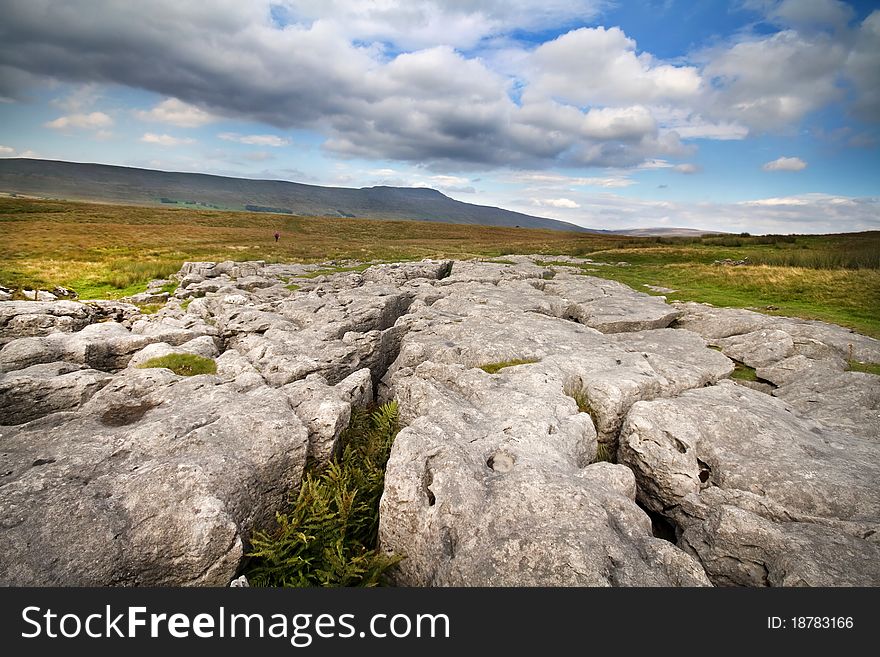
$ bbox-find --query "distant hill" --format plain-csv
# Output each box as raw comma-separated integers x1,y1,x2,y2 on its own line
0,158,593,233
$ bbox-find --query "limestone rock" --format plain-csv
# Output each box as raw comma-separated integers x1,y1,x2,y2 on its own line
0,362,113,425
618,381,880,586
0,300,97,346
0,369,309,586
379,360,710,586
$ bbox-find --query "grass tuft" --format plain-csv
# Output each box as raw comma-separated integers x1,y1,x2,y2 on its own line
245,402,402,587
138,353,217,376
478,358,540,374
729,361,758,381
847,360,880,376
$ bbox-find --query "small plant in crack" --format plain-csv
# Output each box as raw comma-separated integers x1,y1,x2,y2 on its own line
244,402,402,587
478,358,540,374
563,379,613,463
138,353,217,376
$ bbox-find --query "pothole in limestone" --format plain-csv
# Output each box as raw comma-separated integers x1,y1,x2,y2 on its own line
486,452,515,473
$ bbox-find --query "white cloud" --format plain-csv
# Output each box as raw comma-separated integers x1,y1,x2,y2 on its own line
1,1,876,173
218,132,290,146
509,191,879,234
140,133,196,146
525,27,702,108
673,163,701,174
531,197,581,209
763,156,807,171
136,98,217,127
44,111,112,130
0,145,15,155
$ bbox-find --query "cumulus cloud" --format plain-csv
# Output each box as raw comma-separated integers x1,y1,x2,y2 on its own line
218,132,291,146
140,133,196,146
763,156,807,171
0,1,875,171
44,111,112,130
136,98,217,127
525,27,702,107
0,145,15,155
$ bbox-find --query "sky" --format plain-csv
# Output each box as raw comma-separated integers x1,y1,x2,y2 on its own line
0,0,878,234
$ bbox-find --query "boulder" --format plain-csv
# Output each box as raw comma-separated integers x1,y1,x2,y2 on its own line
618,381,880,586
379,360,710,586
0,300,97,346
0,362,113,425
0,369,309,586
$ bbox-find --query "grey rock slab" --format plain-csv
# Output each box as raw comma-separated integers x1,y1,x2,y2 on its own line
384,300,732,444
543,274,681,333
0,362,113,425
618,381,880,586
713,328,795,368
0,369,309,586
755,354,847,387
0,300,97,345
379,360,710,586
772,370,880,438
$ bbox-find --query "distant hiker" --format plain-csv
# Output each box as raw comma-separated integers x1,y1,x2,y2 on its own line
274,231,280,242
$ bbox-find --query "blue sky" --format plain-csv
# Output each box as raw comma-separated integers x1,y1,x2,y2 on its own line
0,0,878,233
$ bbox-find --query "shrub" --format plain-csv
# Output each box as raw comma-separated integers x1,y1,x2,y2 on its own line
138,353,217,376
245,403,402,587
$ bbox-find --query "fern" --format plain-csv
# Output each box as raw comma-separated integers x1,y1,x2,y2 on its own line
245,402,402,587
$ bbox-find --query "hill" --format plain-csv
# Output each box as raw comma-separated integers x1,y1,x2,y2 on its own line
0,158,594,232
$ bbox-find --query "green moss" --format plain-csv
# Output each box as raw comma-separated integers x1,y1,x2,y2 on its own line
285,283,301,291
179,298,193,310
478,358,540,374
136,303,164,315
848,360,880,376
158,281,178,294
729,361,758,381
138,353,217,376
245,402,402,587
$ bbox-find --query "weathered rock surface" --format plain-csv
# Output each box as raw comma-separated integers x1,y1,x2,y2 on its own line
618,381,880,586
0,256,877,587
0,369,309,586
0,300,97,346
0,362,113,425
380,360,710,586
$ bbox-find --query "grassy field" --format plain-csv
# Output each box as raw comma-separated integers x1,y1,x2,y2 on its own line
2,197,878,337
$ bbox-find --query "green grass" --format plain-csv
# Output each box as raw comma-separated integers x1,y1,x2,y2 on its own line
1,197,877,337
157,281,178,294
136,303,164,315
179,298,193,310
478,358,540,374
848,360,880,376
285,283,301,291
245,402,402,587
481,258,516,265
137,353,217,376
562,380,612,463
729,362,758,381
